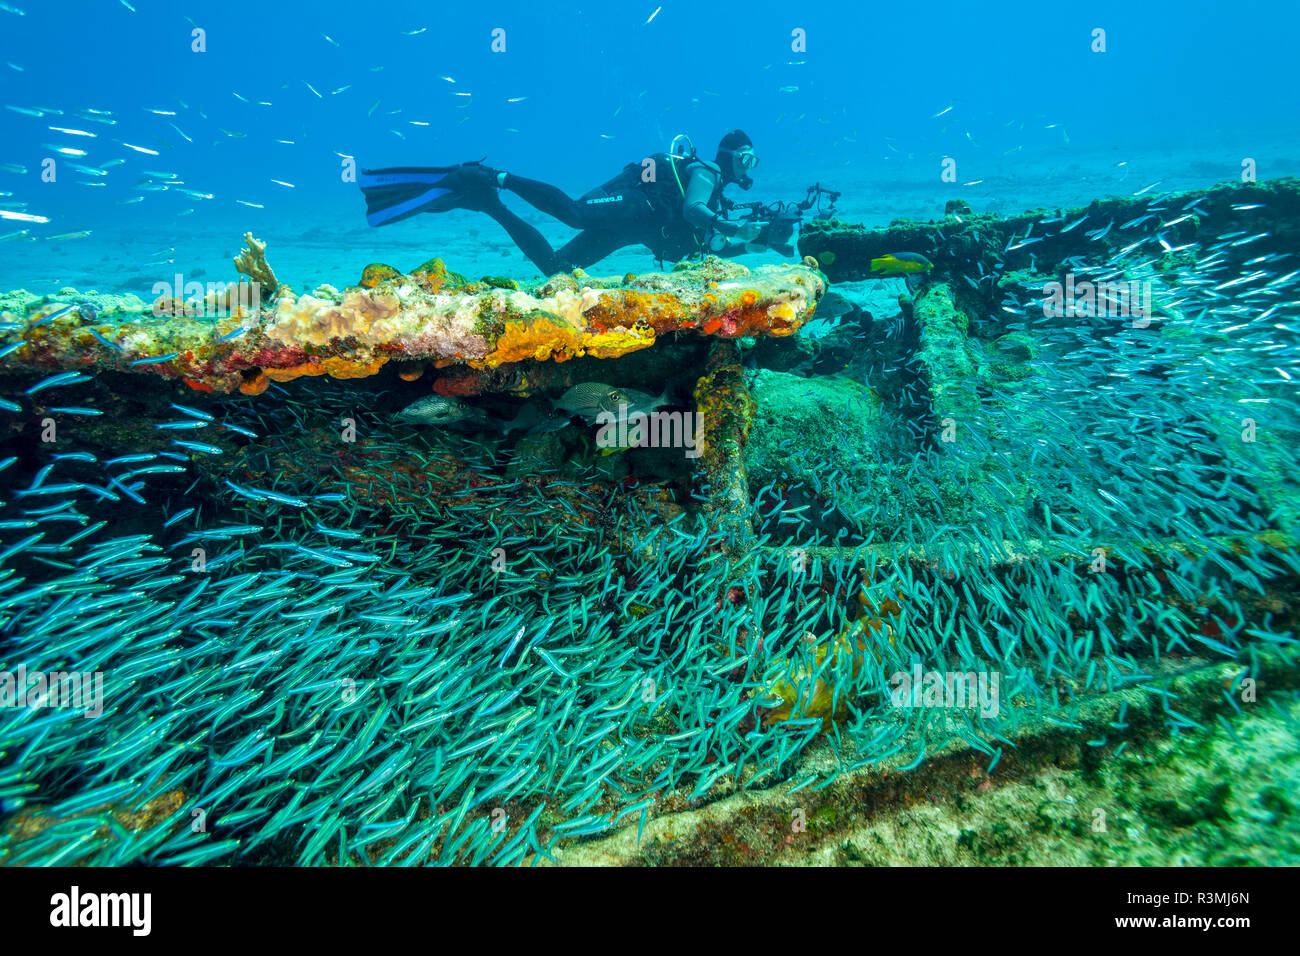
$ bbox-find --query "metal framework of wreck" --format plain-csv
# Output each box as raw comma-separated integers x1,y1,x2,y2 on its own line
1,176,1297,865
2,177,1296,620
4,178,1295,556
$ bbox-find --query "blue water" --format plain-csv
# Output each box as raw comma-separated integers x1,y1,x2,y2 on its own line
0,0,1298,868
3,0,1299,289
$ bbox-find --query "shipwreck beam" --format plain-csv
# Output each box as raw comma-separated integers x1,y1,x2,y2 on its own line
0,253,825,396
799,176,1300,283
694,340,757,555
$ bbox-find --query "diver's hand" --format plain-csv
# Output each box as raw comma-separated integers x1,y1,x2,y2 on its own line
743,241,769,254
736,221,763,242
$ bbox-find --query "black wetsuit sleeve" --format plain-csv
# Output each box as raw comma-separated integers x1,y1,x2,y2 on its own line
683,165,740,236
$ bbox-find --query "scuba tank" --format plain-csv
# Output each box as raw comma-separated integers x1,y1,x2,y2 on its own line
659,134,721,261
578,134,718,265
667,133,697,200
580,140,690,215
600,134,702,215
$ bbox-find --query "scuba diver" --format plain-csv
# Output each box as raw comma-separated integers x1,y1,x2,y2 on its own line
358,130,771,275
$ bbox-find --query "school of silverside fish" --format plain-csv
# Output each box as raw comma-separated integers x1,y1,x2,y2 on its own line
0,181,1298,866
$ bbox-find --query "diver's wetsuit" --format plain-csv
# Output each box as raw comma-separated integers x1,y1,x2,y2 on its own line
476,155,751,274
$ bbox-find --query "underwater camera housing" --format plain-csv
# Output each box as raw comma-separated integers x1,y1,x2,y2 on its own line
722,183,841,256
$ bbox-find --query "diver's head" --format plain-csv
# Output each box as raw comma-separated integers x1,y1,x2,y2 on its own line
716,129,758,190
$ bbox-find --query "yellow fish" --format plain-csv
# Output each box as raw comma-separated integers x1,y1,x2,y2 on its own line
869,251,934,277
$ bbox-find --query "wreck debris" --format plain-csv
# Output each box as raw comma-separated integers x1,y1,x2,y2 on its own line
694,340,757,554
0,257,825,396
799,176,1300,283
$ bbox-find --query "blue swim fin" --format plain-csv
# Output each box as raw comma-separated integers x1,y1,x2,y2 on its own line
359,161,498,226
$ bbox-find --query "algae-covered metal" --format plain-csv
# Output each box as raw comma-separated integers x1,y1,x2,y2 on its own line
800,176,1300,283
0,248,825,396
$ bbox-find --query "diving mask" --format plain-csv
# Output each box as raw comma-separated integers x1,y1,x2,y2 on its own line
729,147,758,189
